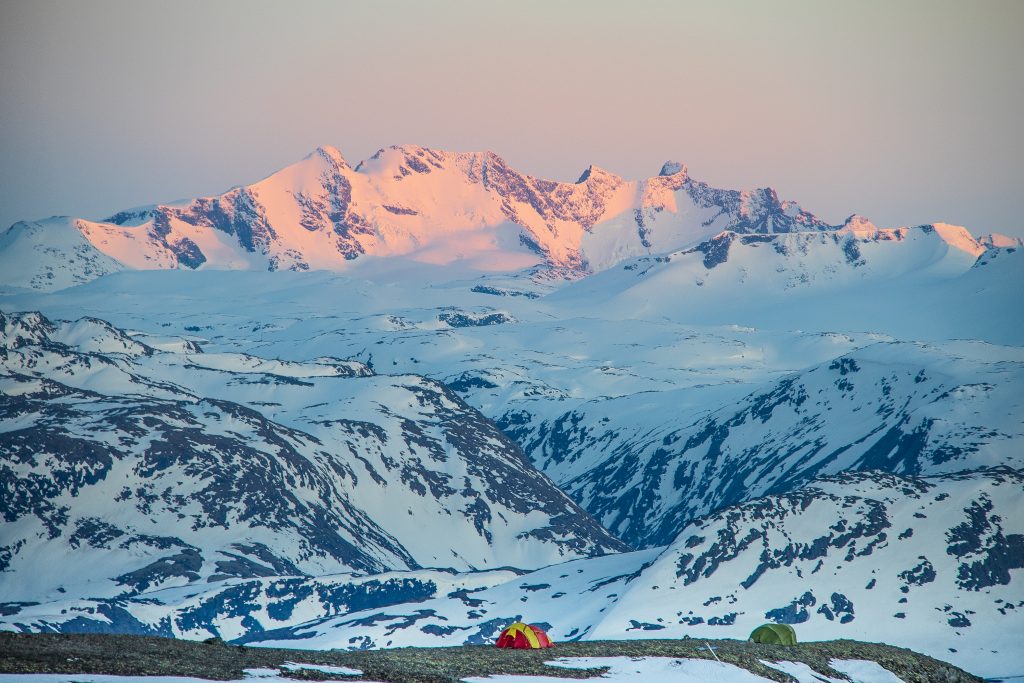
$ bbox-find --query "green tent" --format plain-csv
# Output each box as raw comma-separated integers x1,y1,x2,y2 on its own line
749,623,797,645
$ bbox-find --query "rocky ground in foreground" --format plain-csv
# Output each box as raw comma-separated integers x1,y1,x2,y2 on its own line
0,632,982,683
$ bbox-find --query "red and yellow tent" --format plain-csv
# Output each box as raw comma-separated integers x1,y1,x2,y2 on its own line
495,622,553,649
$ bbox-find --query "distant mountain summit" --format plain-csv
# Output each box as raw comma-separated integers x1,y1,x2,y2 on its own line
2,144,1005,293
0,145,895,290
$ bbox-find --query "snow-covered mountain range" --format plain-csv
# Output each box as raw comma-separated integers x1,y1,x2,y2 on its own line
3,144,1016,291
239,466,1023,670
0,145,1021,678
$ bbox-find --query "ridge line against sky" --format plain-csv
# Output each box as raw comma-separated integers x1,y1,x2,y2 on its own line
1,0,1022,237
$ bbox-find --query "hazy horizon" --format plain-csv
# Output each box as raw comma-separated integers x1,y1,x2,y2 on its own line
2,0,1022,237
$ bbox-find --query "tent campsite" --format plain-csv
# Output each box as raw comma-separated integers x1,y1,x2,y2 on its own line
495,622,554,649
749,623,798,645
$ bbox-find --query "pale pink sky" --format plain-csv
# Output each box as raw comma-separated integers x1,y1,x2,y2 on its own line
1,0,1022,236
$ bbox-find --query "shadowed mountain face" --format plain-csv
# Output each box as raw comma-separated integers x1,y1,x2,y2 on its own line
0,310,626,604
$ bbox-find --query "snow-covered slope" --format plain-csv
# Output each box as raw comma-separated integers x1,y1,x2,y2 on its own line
549,220,1023,345
250,467,1018,678
514,340,1024,547
0,310,625,604
2,146,844,289
0,219,125,291
467,657,920,683
979,232,1023,248
239,467,1024,678
7,469,1017,677
551,218,988,311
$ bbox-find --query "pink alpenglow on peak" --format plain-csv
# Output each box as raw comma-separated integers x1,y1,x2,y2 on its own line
312,145,349,169
841,214,878,234
925,223,985,258
980,233,1023,249
0,144,997,291
576,165,622,185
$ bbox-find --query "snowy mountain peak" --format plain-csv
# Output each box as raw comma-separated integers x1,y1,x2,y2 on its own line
831,219,984,260
739,186,781,213
0,217,125,290
390,143,461,168
923,223,985,258
390,143,445,157
576,164,621,184
842,213,877,233
311,145,349,168
0,309,54,349
355,144,476,180
658,160,687,177
980,232,1024,248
